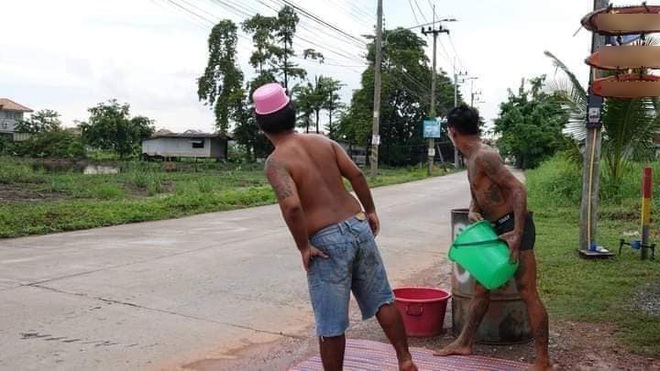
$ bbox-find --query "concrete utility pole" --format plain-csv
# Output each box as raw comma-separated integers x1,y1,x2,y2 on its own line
422,6,449,175
468,76,480,107
453,63,467,167
370,0,383,177
580,0,609,250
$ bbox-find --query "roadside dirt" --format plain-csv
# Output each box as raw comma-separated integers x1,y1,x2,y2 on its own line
0,183,67,202
177,263,659,371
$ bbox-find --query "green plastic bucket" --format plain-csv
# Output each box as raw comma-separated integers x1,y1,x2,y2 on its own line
448,220,518,290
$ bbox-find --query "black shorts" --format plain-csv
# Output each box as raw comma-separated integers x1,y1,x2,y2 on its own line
493,212,536,251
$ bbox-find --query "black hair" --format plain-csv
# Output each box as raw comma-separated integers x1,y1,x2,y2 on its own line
446,104,480,136
255,102,296,135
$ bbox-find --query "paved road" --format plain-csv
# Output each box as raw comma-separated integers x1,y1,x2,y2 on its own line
0,171,470,370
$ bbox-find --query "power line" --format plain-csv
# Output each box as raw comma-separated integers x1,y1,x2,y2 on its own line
271,0,367,48
156,0,255,47
436,38,454,68
413,0,429,23
202,0,365,65
407,0,421,24
326,0,374,23
254,0,367,61
160,0,368,74
448,34,468,71
157,0,214,27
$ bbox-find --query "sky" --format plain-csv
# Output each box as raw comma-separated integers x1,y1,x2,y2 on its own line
0,0,638,133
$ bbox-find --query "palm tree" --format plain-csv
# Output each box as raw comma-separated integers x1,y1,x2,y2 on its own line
294,76,344,134
544,44,660,187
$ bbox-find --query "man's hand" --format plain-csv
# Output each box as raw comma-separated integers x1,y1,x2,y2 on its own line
366,212,380,237
301,245,329,272
468,211,484,223
499,231,521,264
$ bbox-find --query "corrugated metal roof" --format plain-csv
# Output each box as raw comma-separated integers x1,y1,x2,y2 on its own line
0,98,33,112
147,132,233,140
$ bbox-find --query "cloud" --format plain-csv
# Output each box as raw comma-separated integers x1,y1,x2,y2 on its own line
0,0,633,134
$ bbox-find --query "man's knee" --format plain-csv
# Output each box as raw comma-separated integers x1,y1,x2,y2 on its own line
474,286,491,300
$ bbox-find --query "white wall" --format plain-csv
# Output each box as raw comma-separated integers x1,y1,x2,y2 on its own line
142,137,215,157
0,111,24,133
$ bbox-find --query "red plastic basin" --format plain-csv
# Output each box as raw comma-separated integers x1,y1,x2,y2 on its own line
393,287,451,338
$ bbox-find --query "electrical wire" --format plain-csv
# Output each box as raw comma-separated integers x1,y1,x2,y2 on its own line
408,0,421,25
413,0,429,23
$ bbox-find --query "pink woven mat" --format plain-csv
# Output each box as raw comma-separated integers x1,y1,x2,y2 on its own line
289,339,530,371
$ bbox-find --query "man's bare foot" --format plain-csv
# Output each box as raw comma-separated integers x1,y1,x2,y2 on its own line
529,361,554,371
399,359,418,371
433,340,472,357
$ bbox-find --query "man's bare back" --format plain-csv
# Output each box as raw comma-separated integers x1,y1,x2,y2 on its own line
466,144,522,222
253,83,417,371
265,133,363,235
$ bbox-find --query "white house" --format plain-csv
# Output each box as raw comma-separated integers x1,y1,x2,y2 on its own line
141,130,231,161
0,98,33,141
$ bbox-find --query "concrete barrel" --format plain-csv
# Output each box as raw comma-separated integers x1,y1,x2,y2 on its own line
450,208,532,344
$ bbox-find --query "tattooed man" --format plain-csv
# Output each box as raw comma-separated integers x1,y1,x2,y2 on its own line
434,104,552,371
253,83,417,371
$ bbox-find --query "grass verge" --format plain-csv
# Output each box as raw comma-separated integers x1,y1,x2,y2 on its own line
528,156,660,356
0,158,452,238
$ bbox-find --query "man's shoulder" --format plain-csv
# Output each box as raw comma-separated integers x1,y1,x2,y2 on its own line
303,133,333,144
473,146,506,174
264,151,284,170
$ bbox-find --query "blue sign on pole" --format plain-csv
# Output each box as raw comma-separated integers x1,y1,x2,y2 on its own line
423,119,441,138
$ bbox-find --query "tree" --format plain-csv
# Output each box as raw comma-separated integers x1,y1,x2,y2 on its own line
16,129,86,158
494,76,566,170
274,6,306,91
242,14,279,77
243,6,324,93
197,20,244,134
545,47,660,186
79,100,155,159
323,78,344,138
294,76,343,134
339,28,459,166
15,109,61,134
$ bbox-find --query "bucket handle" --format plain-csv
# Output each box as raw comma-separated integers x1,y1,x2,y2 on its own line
452,238,503,248
405,304,424,316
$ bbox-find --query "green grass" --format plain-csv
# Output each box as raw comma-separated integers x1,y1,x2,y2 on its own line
0,158,450,238
528,156,660,356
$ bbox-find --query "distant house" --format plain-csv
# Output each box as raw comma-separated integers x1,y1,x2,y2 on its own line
141,129,232,161
0,98,33,141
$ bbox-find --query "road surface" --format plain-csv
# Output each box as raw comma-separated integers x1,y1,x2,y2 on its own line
0,171,471,370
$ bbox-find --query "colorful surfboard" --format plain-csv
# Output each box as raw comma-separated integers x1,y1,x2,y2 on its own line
592,74,660,98
581,5,660,35
586,45,660,70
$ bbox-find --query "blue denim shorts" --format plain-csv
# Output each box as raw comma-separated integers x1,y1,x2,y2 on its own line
307,215,395,337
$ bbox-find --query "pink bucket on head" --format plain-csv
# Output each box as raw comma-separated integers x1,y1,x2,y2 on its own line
253,83,290,115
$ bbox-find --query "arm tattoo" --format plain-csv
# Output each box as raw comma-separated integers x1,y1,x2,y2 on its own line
265,159,294,200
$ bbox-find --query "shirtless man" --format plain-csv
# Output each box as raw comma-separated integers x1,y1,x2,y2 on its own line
253,83,417,371
434,104,552,371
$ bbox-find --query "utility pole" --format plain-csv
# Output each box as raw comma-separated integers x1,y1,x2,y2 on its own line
467,76,480,107
453,62,467,168
370,0,383,177
580,0,609,251
422,6,449,175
